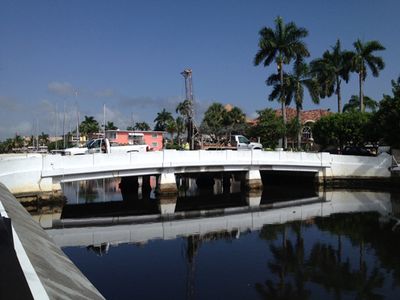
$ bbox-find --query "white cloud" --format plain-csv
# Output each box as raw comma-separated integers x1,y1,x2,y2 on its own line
94,89,116,98
48,81,78,96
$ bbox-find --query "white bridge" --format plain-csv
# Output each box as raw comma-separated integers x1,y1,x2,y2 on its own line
0,150,393,195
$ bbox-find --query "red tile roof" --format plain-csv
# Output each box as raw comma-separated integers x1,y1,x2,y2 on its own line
276,108,332,124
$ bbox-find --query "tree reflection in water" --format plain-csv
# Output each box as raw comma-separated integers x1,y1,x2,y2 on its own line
256,212,397,299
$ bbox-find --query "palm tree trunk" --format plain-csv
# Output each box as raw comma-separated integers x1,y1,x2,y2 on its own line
296,106,301,149
336,76,342,113
359,68,364,112
279,61,287,149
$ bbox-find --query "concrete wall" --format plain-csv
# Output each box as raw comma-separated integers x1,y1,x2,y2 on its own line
0,183,104,300
327,153,392,178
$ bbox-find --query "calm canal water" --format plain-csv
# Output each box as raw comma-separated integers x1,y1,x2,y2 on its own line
28,177,400,299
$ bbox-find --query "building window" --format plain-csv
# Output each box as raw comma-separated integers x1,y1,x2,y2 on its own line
302,126,312,141
152,133,158,138
152,142,158,147
129,135,145,145
106,132,116,140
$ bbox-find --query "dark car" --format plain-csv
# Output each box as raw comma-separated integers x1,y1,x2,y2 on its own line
342,146,375,156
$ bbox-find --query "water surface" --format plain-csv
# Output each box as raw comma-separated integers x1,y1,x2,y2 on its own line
31,178,400,299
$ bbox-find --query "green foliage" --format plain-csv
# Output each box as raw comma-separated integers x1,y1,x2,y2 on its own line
351,39,385,111
373,77,400,148
313,112,373,149
79,116,100,137
343,95,378,113
0,138,14,153
127,122,151,131
310,39,353,113
246,108,285,149
105,121,118,130
154,108,173,131
201,103,247,138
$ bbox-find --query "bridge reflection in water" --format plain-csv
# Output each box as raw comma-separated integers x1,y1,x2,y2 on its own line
30,175,394,247
25,176,400,300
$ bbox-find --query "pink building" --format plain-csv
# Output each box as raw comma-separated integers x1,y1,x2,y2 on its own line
105,130,164,151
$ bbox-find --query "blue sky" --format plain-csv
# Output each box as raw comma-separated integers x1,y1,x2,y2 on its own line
0,0,399,140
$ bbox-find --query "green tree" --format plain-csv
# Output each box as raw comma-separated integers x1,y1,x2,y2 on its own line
79,116,100,138
128,122,151,131
154,108,173,131
351,39,385,112
38,132,49,146
225,106,247,134
254,16,309,148
343,95,378,113
268,60,319,149
176,99,192,143
165,118,177,142
0,138,14,153
175,116,185,146
105,121,118,130
13,135,24,148
311,39,353,113
373,76,400,148
201,103,227,137
312,112,373,150
247,108,285,149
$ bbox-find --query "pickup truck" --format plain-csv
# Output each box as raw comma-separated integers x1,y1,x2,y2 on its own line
200,135,263,150
62,138,148,155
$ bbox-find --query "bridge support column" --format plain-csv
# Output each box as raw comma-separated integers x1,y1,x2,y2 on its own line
120,176,139,197
157,172,177,195
245,170,262,190
246,190,262,207
159,195,177,215
141,175,152,193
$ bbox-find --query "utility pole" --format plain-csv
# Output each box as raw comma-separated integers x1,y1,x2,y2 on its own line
181,68,194,150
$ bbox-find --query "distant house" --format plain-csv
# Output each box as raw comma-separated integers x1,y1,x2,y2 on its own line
276,108,331,141
248,108,331,146
105,130,164,151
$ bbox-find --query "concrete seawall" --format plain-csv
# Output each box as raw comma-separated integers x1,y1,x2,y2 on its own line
0,183,104,299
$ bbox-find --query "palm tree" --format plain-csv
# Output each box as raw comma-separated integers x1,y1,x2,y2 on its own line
343,95,378,112
135,122,151,131
38,132,49,145
165,118,177,142
13,135,24,148
79,116,100,138
268,60,319,149
175,116,185,146
201,103,227,138
223,106,247,136
154,108,173,131
311,40,353,113
351,39,385,112
105,121,118,130
176,99,192,144
254,16,309,148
